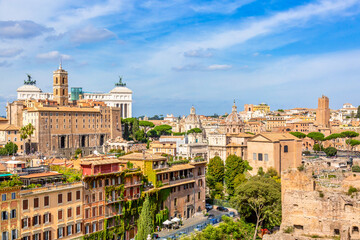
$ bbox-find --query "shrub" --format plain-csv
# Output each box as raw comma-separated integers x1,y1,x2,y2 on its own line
283,226,294,233
352,165,360,172
347,186,358,196
324,147,337,157
318,191,324,198
297,164,305,172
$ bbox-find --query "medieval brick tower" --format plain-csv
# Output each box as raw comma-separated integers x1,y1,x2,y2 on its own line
316,95,330,128
53,63,68,106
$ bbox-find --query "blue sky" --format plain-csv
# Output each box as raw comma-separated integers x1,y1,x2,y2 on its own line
1,0,360,117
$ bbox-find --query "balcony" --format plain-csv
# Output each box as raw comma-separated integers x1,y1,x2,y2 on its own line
169,174,194,185
124,181,142,188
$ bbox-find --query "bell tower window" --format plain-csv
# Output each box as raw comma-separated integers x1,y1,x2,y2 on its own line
56,77,58,84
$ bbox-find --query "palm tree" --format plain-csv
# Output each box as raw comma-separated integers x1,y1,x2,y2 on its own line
20,123,35,154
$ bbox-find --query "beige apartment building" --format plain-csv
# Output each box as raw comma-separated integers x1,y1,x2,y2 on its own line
0,186,21,240
149,141,177,156
20,181,83,240
247,132,302,174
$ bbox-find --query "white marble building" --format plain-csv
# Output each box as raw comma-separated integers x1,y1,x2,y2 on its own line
16,75,132,118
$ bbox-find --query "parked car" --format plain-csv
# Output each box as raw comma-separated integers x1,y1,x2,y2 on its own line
216,206,229,212
207,214,215,219
229,211,236,217
210,218,218,225
205,203,213,210
172,224,180,229
153,233,159,239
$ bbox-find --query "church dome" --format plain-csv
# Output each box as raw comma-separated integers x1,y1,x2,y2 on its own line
226,101,242,123
17,84,42,93
185,106,200,124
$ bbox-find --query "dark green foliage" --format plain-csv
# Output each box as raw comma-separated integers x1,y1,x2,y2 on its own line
136,196,154,240
4,142,18,155
231,176,281,238
206,156,225,199
225,155,252,197
181,216,254,240
356,106,360,118
173,132,185,136
139,121,155,131
307,132,324,141
324,147,337,157
352,165,360,172
147,129,159,138
324,133,342,141
347,186,358,196
74,148,82,159
153,125,172,136
340,131,359,138
290,132,306,139
257,167,265,176
0,175,23,188
297,164,305,172
187,128,202,135
313,144,324,152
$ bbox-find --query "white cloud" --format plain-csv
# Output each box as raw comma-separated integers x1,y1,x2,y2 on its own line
191,0,255,14
36,51,71,60
173,64,232,71
0,20,52,39
206,64,232,70
71,25,116,43
0,48,23,57
184,48,213,58
183,0,360,51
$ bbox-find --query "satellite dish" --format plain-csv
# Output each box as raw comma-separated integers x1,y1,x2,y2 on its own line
11,156,15,160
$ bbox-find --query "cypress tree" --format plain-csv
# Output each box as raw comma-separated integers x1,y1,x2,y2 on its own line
136,196,153,240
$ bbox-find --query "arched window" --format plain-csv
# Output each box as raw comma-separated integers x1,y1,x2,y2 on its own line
63,89,65,95
56,77,58,84
56,89,58,95
284,145,288,153
62,78,65,84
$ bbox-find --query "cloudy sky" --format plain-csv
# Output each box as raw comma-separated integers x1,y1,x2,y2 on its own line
1,0,360,117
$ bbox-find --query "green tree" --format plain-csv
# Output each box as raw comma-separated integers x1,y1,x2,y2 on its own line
324,147,337,157
356,106,360,118
307,132,324,155
20,123,35,154
324,133,342,147
341,131,359,154
187,128,203,143
231,176,281,240
206,156,225,199
289,132,306,139
346,139,360,152
136,196,154,240
147,129,159,139
139,121,155,132
0,175,23,188
181,216,254,240
153,125,172,136
313,143,323,152
225,155,252,197
4,142,18,155
74,148,82,159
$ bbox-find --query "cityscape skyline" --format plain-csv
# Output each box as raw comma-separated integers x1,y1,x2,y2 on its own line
1,0,360,116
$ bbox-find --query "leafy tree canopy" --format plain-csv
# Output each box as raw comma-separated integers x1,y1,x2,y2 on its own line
206,156,225,199
136,196,154,240
139,121,155,128
307,132,324,141
324,147,337,157
341,131,359,138
231,176,281,239
187,128,202,135
181,216,254,240
289,132,306,139
324,133,342,141
153,125,172,136
225,155,252,197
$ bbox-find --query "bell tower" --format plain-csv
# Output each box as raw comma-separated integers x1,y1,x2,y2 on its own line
53,63,68,106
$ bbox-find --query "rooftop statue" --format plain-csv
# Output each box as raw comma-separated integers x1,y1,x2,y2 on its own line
115,76,126,87
24,74,36,85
